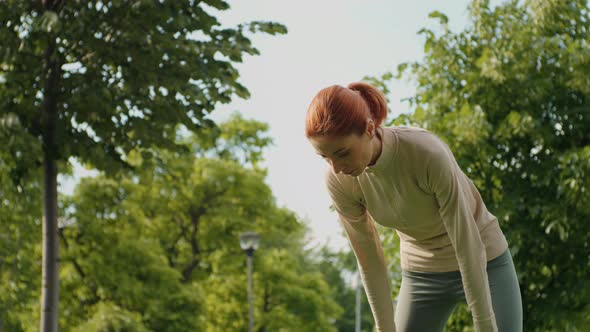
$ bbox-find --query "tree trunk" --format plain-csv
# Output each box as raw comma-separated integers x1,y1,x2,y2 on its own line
41,145,58,332
40,1,61,330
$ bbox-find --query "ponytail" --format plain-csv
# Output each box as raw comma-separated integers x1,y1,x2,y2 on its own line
347,82,388,127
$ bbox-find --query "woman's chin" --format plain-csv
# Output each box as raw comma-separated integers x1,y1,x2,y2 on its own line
344,168,362,177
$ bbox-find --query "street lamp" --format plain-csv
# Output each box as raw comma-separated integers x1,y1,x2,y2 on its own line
355,270,362,332
239,231,260,332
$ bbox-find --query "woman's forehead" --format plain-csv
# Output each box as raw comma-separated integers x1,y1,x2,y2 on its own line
309,134,355,155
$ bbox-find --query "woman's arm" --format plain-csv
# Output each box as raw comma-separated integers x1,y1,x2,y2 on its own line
425,135,498,332
326,171,396,332
338,214,396,332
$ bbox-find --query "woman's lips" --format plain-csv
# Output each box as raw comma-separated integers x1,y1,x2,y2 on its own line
343,168,356,175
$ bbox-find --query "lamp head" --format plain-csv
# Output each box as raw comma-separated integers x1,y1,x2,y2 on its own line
239,231,261,254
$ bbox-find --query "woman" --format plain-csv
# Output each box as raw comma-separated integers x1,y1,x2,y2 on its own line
305,82,523,332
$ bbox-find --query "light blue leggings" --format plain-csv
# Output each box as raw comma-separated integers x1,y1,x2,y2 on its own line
395,249,522,332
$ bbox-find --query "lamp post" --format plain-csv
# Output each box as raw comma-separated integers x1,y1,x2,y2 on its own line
239,231,260,332
355,270,362,332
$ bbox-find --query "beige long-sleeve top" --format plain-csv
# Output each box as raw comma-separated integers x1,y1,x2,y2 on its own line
325,126,508,332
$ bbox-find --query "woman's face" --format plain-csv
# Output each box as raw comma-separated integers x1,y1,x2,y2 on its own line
308,126,374,177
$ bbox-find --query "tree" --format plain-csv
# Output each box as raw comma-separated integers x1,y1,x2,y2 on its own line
51,114,341,331
373,0,590,330
203,243,343,332
0,1,286,330
0,119,44,332
60,175,204,331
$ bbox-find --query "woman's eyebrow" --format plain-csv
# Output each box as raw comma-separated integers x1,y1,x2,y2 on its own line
316,147,347,158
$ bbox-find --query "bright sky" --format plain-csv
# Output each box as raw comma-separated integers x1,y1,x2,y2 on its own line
60,0,491,252
211,0,480,251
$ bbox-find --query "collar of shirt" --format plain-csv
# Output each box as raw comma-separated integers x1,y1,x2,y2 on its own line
364,126,397,175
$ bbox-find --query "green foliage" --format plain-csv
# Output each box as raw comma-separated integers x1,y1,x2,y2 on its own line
0,119,42,331
0,0,287,174
369,0,590,330
1,116,342,331
205,248,343,332
1,1,287,330
57,174,203,331
315,246,376,332
72,302,150,332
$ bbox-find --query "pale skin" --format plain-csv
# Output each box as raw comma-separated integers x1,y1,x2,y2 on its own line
308,120,383,177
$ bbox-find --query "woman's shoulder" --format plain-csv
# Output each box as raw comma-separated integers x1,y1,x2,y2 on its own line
386,126,447,153
386,125,430,134
386,125,434,139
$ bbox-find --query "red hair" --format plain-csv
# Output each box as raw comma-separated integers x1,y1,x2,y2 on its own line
305,82,388,137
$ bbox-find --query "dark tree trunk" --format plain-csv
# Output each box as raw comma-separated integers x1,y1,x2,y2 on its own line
41,142,58,332
40,1,62,330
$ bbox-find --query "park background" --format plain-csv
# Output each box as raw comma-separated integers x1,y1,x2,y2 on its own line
1,0,589,331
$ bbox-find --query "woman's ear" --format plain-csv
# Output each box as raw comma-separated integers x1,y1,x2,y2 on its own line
366,119,375,138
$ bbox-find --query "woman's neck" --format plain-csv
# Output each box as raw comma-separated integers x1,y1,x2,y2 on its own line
369,127,383,166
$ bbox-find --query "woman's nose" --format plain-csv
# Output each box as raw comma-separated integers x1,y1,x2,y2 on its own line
330,160,343,174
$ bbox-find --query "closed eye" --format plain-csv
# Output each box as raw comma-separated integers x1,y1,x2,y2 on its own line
316,149,349,160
